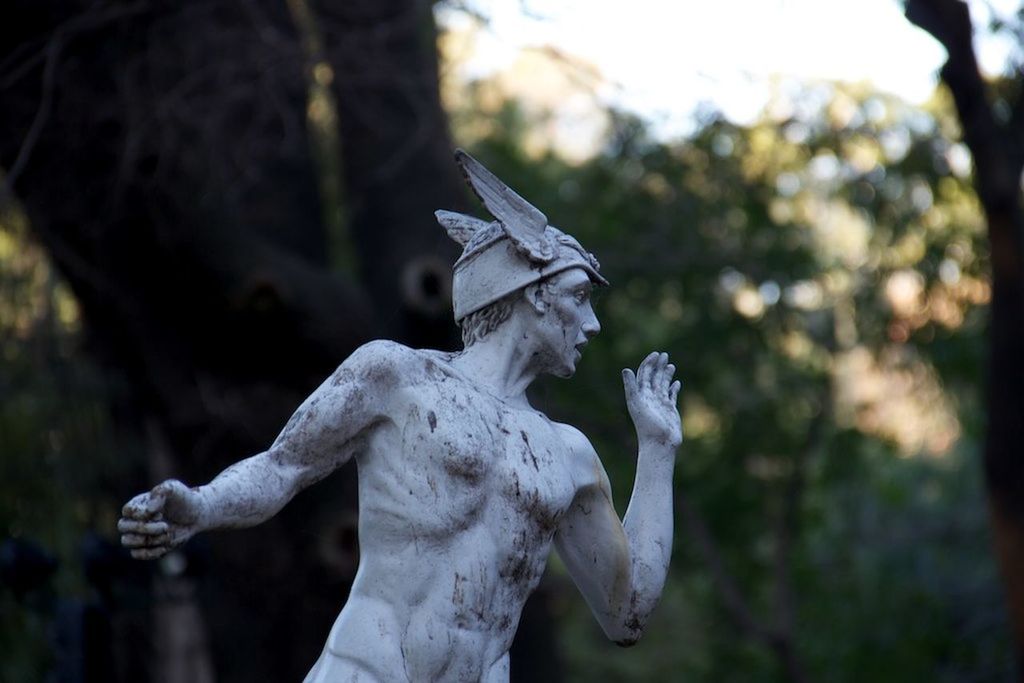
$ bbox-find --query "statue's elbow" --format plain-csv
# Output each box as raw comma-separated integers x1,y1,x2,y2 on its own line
606,614,645,648
613,634,641,648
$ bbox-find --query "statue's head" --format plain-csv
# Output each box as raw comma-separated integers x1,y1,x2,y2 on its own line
436,150,607,375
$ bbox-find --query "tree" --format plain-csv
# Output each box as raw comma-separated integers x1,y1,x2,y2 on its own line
904,0,1024,673
0,0,483,680
447,70,1005,677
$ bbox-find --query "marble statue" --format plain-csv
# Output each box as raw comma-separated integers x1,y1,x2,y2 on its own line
119,150,682,682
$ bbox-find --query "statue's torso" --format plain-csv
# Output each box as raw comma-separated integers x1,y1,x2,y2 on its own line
309,347,597,682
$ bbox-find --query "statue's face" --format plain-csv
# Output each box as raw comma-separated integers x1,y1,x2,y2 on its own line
530,268,601,378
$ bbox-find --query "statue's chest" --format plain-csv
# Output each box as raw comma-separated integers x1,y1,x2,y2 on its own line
490,414,576,535
395,385,576,530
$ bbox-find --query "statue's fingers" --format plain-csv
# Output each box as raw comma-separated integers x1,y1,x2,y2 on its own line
168,527,194,547
132,483,172,519
653,352,668,390
670,380,681,404
130,547,169,560
121,493,144,518
640,352,659,390
160,485,194,522
663,364,676,394
122,492,160,520
117,518,169,535
651,355,665,391
151,480,184,503
638,356,655,387
622,368,638,400
121,532,171,548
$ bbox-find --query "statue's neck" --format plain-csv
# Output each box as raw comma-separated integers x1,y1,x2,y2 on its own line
449,331,539,409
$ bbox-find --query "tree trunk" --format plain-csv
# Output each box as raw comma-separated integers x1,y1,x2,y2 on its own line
316,0,467,349
0,1,477,681
1,0,563,679
904,0,1024,674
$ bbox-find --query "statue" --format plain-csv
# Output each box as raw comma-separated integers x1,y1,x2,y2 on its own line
119,150,682,682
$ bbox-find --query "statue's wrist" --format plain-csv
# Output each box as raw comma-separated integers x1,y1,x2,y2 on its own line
192,487,214,531
636,440,678,468
636,430,681,450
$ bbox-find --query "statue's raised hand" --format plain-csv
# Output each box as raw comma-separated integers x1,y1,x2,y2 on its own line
622,352,682,448
118,479,203,560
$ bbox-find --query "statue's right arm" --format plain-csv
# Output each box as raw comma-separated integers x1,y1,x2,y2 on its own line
118,341,396,559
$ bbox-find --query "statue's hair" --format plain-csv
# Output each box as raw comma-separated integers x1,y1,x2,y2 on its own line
459,289,521,347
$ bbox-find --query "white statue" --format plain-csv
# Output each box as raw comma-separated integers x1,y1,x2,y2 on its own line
119,150,682,682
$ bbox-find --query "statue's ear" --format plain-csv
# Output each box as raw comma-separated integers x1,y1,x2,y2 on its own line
523,282,548,315
435,210,489,246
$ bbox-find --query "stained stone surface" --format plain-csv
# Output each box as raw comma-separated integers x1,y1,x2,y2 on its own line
120,150,682,682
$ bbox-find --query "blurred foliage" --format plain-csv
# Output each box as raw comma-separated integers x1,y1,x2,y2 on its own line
451,80,1011,681
0,196,136,681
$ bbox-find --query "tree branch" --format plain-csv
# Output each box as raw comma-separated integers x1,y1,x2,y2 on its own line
0,34,61,202
905,0,1023,277
1,1,155,201
770,394,828,683
678,387,828,683
676,491,776,642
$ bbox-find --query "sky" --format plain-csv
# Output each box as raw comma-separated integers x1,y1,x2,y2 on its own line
437,0,1020,138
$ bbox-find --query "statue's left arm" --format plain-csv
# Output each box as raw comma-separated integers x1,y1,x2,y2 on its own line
554,352,681,646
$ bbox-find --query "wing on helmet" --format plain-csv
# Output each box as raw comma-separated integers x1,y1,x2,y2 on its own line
435,210,490,247
454,149,557,263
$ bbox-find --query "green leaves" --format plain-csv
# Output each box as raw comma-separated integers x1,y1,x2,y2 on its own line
454,81,1005,680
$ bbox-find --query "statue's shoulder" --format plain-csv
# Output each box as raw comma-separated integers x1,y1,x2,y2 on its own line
549,421,606,489
336,340,455,388
550,421,598,459
346,339,418,365
327,340,415,389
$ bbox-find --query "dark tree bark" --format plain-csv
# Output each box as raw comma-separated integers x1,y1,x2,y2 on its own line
904,0,1024,675
315,0,466,349
0,1,564,681
0,2,379,679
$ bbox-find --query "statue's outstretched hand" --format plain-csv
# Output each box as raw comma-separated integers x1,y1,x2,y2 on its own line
118,479,202,560
623,352,682,448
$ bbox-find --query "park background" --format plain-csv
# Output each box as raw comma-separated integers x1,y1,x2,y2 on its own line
2,0,1023,681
